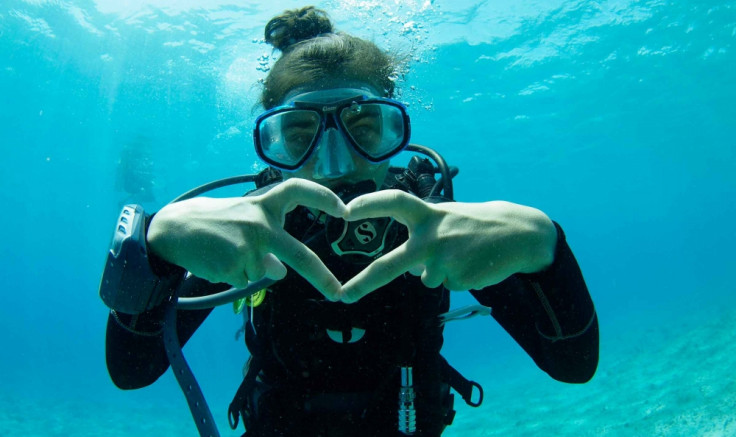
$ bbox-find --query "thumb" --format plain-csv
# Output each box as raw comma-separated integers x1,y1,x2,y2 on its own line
262,253,288,280
420,265,445,289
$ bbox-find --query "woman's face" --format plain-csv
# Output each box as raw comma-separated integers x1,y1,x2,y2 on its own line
277,83,392,191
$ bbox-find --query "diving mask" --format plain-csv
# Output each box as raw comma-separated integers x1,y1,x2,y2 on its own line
253,88,411,176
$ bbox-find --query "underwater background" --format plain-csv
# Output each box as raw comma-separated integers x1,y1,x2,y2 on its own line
2,0,735,435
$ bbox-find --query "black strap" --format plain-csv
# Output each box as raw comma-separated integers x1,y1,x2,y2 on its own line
228,357,263,430
440,356,483,408
162,300,220,436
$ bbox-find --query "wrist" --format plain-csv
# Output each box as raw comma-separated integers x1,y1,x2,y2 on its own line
99,205,185,315
146,208,174,261
145,213,187,277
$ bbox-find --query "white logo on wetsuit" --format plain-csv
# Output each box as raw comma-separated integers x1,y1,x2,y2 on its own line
326,328,366,344
354,221,377,244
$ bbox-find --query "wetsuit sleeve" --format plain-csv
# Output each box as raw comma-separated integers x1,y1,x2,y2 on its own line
470,222,599,383
104,214,228,390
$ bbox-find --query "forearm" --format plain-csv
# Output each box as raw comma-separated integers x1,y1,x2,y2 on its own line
471,222,598,383
105,301,214,389
105,273,228,389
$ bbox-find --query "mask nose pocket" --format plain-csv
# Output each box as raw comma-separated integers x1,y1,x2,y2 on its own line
313,128,357,179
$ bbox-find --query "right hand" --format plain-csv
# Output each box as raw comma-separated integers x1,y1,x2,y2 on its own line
146,179,347,301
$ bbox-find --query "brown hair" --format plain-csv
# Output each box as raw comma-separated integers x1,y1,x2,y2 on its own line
260,6,400,108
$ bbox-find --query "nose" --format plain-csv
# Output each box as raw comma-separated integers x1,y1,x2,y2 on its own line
311,128,357,179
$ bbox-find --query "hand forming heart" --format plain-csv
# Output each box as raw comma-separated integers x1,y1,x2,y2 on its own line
148,178,348,301
149,182,556,304
338,190,558,303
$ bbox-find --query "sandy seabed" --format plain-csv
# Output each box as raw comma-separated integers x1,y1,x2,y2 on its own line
2,306,734,436
446,306,736,437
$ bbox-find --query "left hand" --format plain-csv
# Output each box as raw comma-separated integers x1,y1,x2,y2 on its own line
339,190,558,303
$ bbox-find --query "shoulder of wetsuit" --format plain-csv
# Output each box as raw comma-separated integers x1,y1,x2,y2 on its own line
254,167,283,189
382,164,453,203
241,167,286,198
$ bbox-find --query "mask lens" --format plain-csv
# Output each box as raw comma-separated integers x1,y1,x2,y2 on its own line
340,102,406,160
257,110,321,168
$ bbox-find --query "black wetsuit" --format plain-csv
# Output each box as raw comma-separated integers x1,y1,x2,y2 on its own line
105,185,598,437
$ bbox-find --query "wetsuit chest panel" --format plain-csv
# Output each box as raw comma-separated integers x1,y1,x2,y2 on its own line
248,207,449,392
260,272,406,390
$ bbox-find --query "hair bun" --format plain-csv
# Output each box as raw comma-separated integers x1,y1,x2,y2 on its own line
265,6,333,52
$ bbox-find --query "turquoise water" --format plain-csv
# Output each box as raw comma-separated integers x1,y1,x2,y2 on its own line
1,0,735,435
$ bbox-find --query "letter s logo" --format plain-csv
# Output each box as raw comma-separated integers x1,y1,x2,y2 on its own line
354,221,377,244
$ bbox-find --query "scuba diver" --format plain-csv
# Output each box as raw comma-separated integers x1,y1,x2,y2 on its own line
116,135,157,204
100,6,598,437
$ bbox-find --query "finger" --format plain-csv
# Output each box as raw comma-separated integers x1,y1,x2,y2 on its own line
190,263,248,289
271,233,342,301
220,270,250,289
341,242,422,303
235,242,265,282
243,257,265,283
262,253,287,280
344,190,428,226
408,263,425,276
443,277,469,291
420,265,445,289
267,178,346,218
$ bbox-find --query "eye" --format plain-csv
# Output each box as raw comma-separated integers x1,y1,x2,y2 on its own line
283,127,316,156
349,125,374,141
284,128,314,143
341,104,382,149
280,110,320,157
